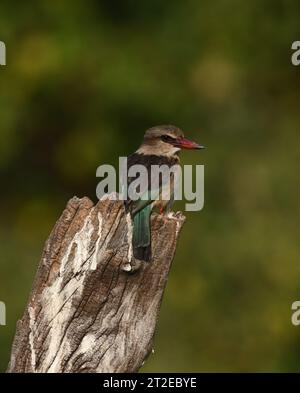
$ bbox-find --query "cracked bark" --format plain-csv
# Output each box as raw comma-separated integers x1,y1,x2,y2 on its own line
7,196,185,373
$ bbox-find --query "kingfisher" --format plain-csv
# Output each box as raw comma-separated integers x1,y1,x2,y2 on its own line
125,125,204,262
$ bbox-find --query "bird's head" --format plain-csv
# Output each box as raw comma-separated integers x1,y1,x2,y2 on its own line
138,125,205,156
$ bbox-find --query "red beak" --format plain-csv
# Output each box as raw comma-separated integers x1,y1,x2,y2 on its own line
172,137,205,150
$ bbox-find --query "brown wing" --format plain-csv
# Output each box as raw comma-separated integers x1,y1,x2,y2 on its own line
124,153,179,215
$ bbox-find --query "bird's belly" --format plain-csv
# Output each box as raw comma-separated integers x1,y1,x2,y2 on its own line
153,199,170,209
153,183,174,212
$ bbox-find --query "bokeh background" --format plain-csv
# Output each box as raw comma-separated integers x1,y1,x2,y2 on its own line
1,0,300,372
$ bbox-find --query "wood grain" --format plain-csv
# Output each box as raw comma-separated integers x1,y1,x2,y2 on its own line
7,196,185,373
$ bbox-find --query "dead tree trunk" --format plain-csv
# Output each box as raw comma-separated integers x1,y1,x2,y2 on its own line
7,196,185,373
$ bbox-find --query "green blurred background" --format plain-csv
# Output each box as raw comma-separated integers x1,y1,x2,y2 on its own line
1,0,300,372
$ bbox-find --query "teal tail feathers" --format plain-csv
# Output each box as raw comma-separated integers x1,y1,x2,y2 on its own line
132,204,152,261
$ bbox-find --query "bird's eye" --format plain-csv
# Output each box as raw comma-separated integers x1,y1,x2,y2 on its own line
161,135,175,143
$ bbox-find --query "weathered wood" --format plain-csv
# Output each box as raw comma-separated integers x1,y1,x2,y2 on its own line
7,196,185,373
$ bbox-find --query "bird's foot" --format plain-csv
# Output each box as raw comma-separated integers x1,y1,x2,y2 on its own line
159,207,165,215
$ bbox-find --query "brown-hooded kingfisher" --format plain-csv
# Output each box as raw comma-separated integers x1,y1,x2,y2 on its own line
125,125,204,262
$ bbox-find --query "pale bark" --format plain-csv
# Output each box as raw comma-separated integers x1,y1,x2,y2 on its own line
7,196,185,373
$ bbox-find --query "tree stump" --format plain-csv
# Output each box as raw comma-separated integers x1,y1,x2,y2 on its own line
7,196,185,373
